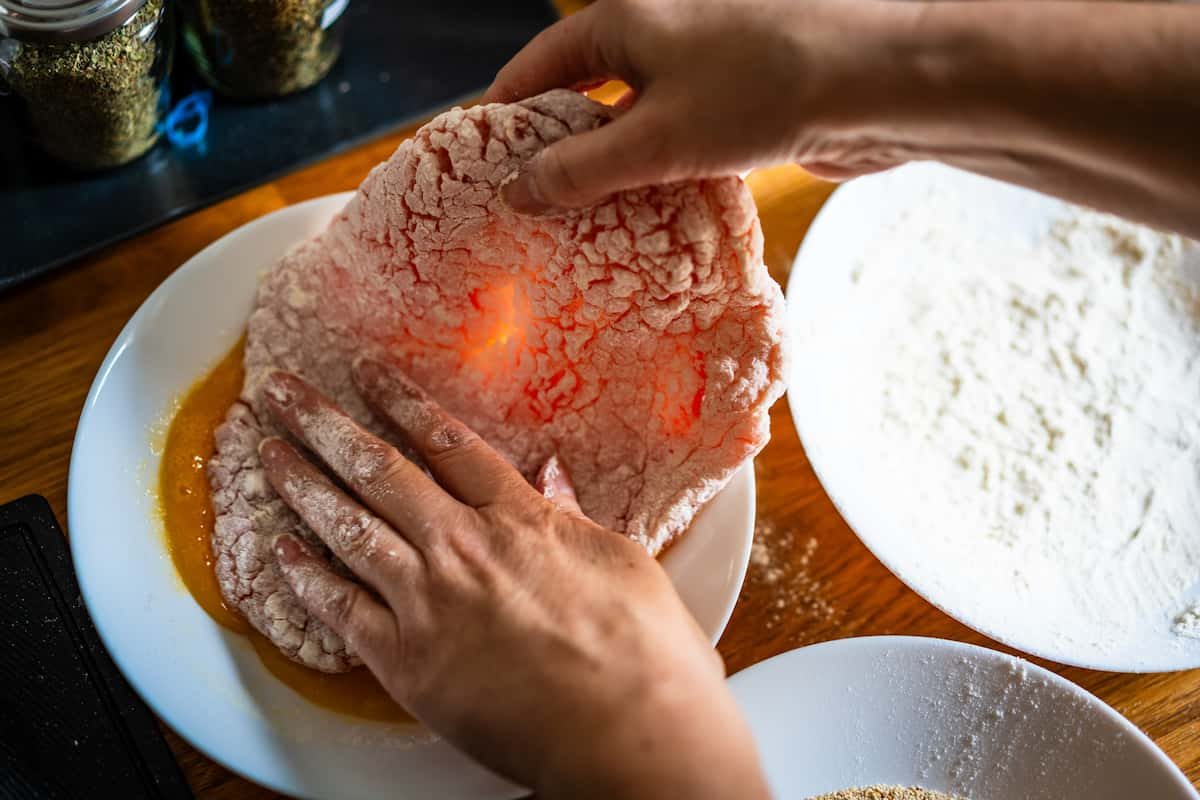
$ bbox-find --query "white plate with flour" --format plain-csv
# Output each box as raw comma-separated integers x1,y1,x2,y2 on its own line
68,194,756,799
728,636,1198,799
787,163,1200,671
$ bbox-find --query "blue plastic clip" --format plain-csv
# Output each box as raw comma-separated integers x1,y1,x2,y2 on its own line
163,90,213,150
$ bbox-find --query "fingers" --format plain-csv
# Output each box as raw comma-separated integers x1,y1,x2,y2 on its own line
501,102,674,215
274,532,396,658
482,10,610,104
485,9,673,214
262,370,467,544
535,454,584,518
352,358,536,509
260,437,422,593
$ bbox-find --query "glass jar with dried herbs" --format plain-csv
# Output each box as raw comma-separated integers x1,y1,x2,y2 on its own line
182,0,349,99
0,0,174,170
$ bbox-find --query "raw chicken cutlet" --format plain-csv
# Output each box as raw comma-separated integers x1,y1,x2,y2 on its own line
208,89,789,671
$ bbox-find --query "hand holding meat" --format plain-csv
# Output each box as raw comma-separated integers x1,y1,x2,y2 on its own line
490,0,1200,237
486,0,905,211
257,362,770,800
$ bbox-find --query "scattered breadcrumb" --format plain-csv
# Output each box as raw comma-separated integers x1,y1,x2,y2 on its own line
747,517,838,638
808,787,964,800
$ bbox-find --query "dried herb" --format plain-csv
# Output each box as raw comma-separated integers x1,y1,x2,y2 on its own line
182,0,346,99
3,0,172,170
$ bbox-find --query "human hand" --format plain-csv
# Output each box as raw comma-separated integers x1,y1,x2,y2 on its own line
257,361,769,799
489,0,1200,237
484,0,921,213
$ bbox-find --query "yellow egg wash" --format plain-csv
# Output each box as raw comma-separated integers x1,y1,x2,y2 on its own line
157,338,410,723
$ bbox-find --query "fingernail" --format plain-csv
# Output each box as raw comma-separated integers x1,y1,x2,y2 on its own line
536,453,576,500
274,533,302,564
263,370,299,408
500,167,550,216
535,454,560,497
257,436,283,461
353,357,422,401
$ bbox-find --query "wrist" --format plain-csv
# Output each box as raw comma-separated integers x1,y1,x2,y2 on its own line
533,666,768,800
798,1,1033,169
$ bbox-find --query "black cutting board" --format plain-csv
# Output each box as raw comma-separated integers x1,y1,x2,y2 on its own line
0,495,194,799
0,0,557,292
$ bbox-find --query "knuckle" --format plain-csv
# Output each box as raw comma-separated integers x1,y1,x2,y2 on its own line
428,516,497,577
484,498,552,539
334,508,385,561
425,422,481,464
360,450,412,501
345,437,392,484
324,584,362,632
444,524,489,566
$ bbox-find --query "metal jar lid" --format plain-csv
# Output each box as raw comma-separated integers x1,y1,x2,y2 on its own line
0,0,150,43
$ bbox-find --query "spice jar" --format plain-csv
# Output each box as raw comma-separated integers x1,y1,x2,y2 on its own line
0,0,174,170
181,0,348,99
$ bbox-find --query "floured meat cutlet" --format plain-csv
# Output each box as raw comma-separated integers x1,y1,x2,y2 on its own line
208,89,789,672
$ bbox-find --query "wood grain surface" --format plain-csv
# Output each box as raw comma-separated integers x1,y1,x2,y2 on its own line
1,87,1196,800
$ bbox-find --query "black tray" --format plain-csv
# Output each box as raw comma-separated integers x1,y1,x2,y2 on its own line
0,0,556,292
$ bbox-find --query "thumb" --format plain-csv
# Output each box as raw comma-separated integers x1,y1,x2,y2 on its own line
534,454,585,518
502,103,673,214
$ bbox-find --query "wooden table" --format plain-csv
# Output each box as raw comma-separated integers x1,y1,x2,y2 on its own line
2,118,1197,799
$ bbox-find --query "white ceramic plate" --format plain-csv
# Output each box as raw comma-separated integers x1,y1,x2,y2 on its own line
729,636,1198,799
68,194,755,800
786,162,1200,672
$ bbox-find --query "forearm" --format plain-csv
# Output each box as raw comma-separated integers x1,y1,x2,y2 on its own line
534,666,771,800
844,2,1200,236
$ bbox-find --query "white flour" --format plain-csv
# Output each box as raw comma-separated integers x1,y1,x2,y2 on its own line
821,194,1200,664
1175,604,1200,640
